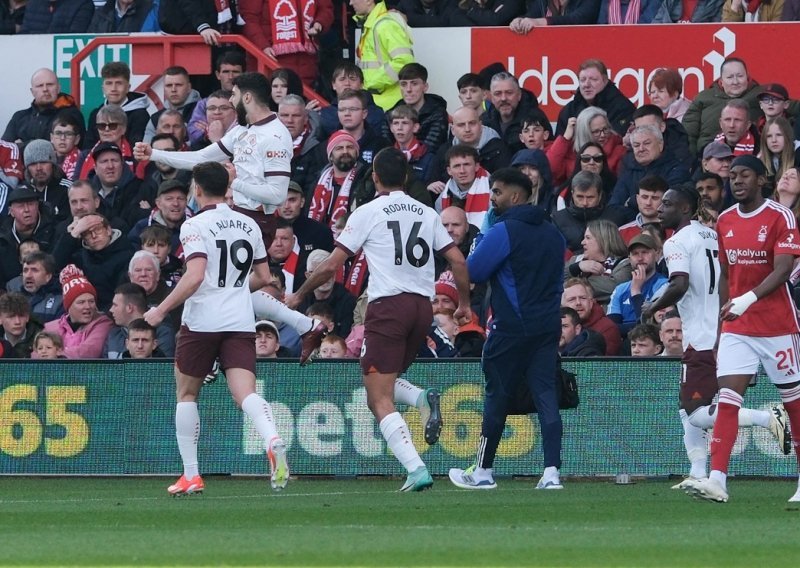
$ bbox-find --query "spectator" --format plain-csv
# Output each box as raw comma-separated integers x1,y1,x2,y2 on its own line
617,174,668,244
517,109,553,152
33,330,65,359
431,106,512,184
562,276,622,355
88,142,144,230
154,110,189,147
597,0,664,23
105,281,174,358
628,322,663,356
122,318,165,358
449,0,524,26
158,0,221,45
388,105,435,185
0,186,56,287
4,251,64,323
481,72,539,154
0,291,42,358
278,95,326,199
76,105,136,181
128,178,190,253
609,124,690,213
0,139,23,214
62,213,135,311
259,276,301,357
630,104,693,172
435,206,478,277
383,63,448,156
552,171,629,256
352,0,414,111
699,141,733,186
188,89,237,152
3,68,85,146
255,319,281,358
52,180,124,255
50,113,83,180
0,0,26,34
549,106,626,186
714,98,759,156
89,0,153,33
756,83,790,133
510,149,557,215
277,180,333,257
559,141,618,208
308,130,366,228
139,224,182,288
297,248,357,338
434,144,491,229
455,72,488,112
84,62,151,150
607,233,668,336
23,139,71,221
723,0,784,20
659,311,683,357
271,67,309,109
772,167,800,221
556,59,635,138
564,216,632,305
268,220,306,293
44,264,113,359
128,248,181,329
318,61,386,138
759,117,795,185
647,68,692,123
239,0,332,86
135,133,192,208
696,171,725,213
683,57,763,156
143,67,200,144
510,0,600,31
396,0,457,26
654,0,726,22
187,51,244,145
559,306,605,357
319,334,348,358
332,88,390,164
20,0,93,33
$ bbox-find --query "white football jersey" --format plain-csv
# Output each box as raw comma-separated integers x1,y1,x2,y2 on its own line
179,203,267,332
663,220,720,351
336,191,454,302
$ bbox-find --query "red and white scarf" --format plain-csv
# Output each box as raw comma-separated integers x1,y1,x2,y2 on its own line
713,131,756,156
61,147,81,180
270,0,317,56
437,166,491,228
308,165,358,228
281,235,301,292
293,124,311,158
343,250,369,297
607,0,642,24
395,137,427,163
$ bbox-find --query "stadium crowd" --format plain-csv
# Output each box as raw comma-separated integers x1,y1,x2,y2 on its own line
1,0,800,364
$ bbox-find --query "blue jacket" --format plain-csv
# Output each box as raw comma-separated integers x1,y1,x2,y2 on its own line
609,151,691,213
20,0,94,33
468,204,565,336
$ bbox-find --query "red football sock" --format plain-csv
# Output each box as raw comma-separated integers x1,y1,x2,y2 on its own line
781,392,800,468
710,389,743,474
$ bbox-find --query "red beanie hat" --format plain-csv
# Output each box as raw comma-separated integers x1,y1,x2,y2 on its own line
60,264,97,310
326,129,359,158
434,271,459,307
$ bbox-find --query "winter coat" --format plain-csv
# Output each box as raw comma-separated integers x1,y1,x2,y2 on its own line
583,301,622,355
560,328,606,357
396,0,457,26
722,0,784,21
103,321,175,358
609,151,691,212
2,93,86,146
0,208,56,282
158,0,215,34
556,81,635,138
0,319,43,358
523,0,600,23
384,93,450,155
551,203,630,255
564,254,633,307
91,168,146,231
71,229,136,311
84,92,152,149
88,0,152,33
20,0,94,33
481,88,540,154
291,130,328,202
5,275,65,324
0,0,25,34
44,313,114,359
448,0,524,25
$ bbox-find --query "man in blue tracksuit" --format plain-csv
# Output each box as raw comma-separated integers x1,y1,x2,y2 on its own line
449,167,567,490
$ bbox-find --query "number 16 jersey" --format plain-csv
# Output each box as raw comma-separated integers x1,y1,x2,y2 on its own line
336,191,454,302
663,220,720,351
180,203,268,332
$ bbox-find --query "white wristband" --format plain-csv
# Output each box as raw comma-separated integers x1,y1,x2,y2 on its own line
729,290,758,316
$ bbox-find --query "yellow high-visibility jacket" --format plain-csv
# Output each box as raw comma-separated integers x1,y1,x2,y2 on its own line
355,2,414,111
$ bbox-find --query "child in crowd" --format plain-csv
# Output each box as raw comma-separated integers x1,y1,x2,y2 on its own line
456,72,488,111
390,105,434,184
33,331,65,359
319,335,349,359
628,323,663,356
140,225,182,288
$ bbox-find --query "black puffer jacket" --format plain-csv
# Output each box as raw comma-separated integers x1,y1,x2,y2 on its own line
556,81,636,137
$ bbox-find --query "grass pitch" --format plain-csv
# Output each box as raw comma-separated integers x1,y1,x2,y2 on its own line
1,477,799,567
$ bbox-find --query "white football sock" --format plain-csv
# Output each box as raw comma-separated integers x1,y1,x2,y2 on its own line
252,290,314,335
379,412,424,473
241,393,279,447
688,405,715,429
709,470,727,491
394,378,424,407
176,402,200,478
737,407,771,428
681,409,708,479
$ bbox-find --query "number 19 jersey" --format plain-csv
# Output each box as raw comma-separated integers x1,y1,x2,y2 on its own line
663,220,720,351
180,203,267,332
336,191,454,302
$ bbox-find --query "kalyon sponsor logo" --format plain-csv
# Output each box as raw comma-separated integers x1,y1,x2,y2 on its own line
471,24,800,120
727,248,767,265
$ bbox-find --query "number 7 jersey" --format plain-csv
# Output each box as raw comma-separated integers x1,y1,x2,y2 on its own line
717,200,800,337
179,203,268,332
335,191,455,302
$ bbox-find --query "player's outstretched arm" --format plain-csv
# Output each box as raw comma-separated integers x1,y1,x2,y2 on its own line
138,143,229,172
144,257,206,327
442,245,472,326
286,248,349,309
232,172,290,209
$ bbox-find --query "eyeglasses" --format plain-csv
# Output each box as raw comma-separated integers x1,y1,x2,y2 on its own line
96,122,120,131
590,127,611,137
81,226,107,239
338,107,364,114
580,154,604,164
51,130,77,138
207,105,234,113
759,96,784,104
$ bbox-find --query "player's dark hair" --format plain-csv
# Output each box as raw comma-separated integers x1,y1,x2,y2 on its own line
373,147,409,188
192,162,229,197
233,73,271,107
489,167,533,199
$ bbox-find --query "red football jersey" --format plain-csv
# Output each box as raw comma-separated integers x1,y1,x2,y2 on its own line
0,140,23,181
718,200,800,336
